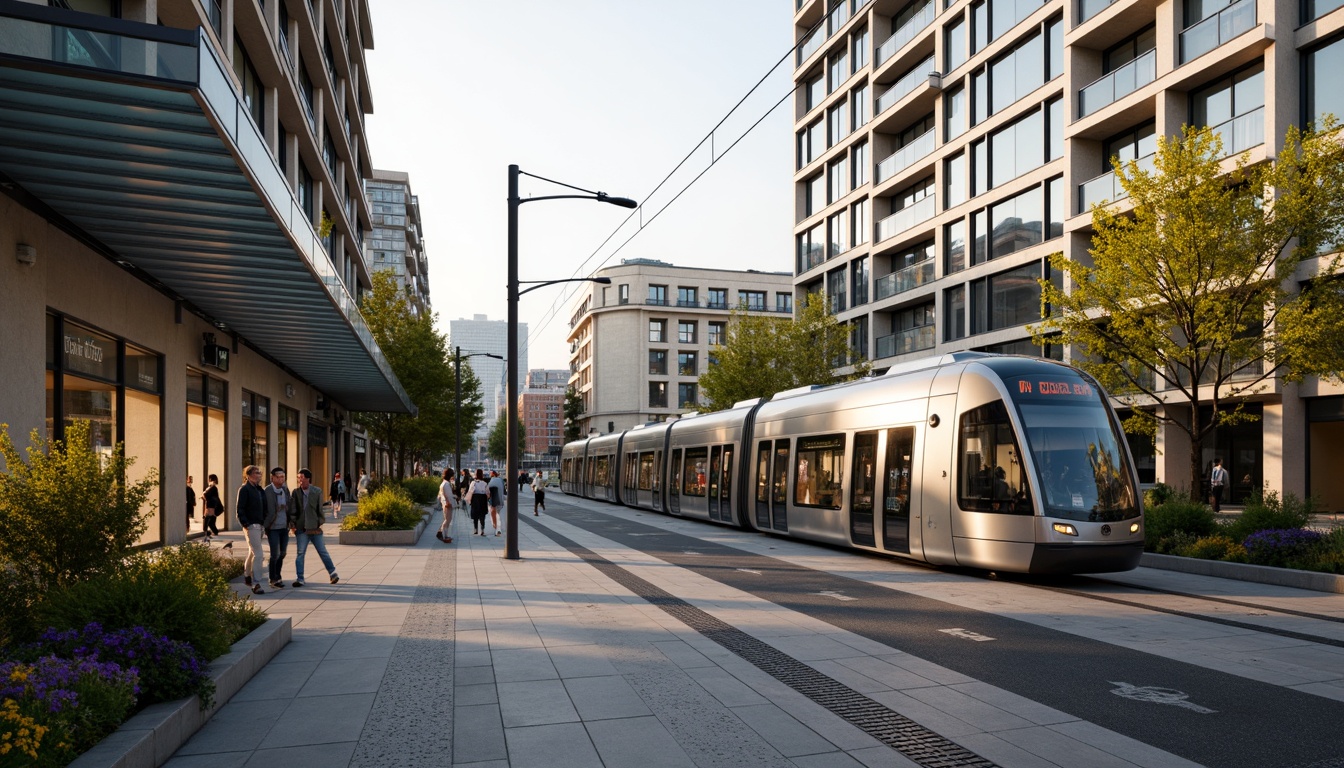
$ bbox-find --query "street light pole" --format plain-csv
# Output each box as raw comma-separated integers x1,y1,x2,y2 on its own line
505,164,636,561
454,346,502,483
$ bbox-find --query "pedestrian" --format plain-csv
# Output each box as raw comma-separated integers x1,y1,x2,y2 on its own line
487,470,506,536
329,471,344,518
518,470,529,493
290,468,339,586
236,465,267,594
262,467,291,589
186,476,197,531
357,468,370,500
531,470,546,515
468,469,490,535
1209,458,1229,514
202,474,223,539
436,468,455,543
457,469,471,511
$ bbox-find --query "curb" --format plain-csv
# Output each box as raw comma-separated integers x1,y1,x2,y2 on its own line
68,617,292,768
1141,552,1344,594
337,513,430,545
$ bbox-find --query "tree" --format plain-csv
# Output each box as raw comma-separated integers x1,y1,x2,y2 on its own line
1031,123,1344,492
698,294,871,412
487,416,525,462
355,272,484,480
563,386,584,443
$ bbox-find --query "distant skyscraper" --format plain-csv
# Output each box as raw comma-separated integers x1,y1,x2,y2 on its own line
449,315,529,455
527,369,570,389
365,170,430,315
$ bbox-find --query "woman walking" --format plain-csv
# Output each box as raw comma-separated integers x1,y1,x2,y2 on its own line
468,469,491,536
202,474,223,539
436,468,455,544
329,472,345,518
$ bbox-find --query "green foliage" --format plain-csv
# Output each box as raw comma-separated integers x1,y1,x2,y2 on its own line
34,542,254,661
354,272,484,479
340,486,422,531
1177,534,1245,562
563,387,584,443
1219,489,1315,542
487,417,524,461
1144,496,1217,552
1143,482,1178,509
1031,121,1344,489
699,294,872,412
0,421,157,645
398,477,439,505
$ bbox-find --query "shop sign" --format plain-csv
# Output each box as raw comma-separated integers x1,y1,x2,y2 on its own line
62,330,115,380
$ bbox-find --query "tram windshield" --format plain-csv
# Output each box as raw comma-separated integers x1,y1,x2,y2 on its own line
1007,372,1139,522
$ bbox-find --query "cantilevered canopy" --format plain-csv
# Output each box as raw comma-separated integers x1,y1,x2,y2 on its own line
0,2,413,413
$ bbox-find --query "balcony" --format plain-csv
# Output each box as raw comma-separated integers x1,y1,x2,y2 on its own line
876,56,935,114
876,325,935,357
1079,49,1156,117
707,300,728,310
876,194,936,243
676,299,701,308
876,1,934,66
1179,0,1255,64
874,259,934,300
645,297,669,306
1077,153,1155,211
797,24,824,66
828,1,850,35
1212,106,1264,157
875,128,935,185
1078,0,1118,23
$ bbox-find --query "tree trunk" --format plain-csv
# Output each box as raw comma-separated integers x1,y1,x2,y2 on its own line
1187,400,1204,500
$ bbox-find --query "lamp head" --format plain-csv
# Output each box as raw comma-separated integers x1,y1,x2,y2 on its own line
593,277,612,285
596,192,638,209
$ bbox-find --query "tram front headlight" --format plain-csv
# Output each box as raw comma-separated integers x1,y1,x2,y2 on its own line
1130,522,1141,534
1052,523,1078,536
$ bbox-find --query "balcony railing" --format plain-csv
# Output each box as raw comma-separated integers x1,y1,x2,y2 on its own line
876,194,936,242
874,259,935,300
1078,0,1119,23
645,297,668,306
829,1,850,35
797,24,824,65
875,128,935,185
1079,49,1156,117
707,300,728,310
1173,355,1264,387
1179,0,1255,63
876,1,934,65
1212,106,1265,157
876,325,936,357
1077,153,1155,211
876,56,935,114
676,299,700,308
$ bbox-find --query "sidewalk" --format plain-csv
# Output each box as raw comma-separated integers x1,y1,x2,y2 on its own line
163,496,1226,768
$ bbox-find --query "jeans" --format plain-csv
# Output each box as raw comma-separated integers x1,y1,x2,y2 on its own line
244,524,265,585
295,531,335,581
266,527,289,584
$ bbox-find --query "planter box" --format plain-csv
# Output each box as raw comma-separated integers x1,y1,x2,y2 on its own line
68,617,291,768
1141,552,1344,594
337,515,428,545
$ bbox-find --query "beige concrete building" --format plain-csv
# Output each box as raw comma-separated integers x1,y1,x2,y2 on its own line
0,0,412,546
567,259,794,435
793,0,1343,509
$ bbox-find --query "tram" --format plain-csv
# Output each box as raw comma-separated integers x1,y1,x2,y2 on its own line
560,353,1144,574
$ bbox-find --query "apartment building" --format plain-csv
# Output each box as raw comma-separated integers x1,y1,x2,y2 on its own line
792,0,1344,508
366,169,431,315
0,0,411,545
567,259,794,435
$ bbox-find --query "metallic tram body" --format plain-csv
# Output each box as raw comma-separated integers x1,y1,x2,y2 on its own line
561,353,1144,574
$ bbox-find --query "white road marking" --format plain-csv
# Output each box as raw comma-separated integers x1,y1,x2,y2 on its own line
683,551,701,555
737,568,762,575
939,628,996,642
1108,682,1217,714
818,590,858,601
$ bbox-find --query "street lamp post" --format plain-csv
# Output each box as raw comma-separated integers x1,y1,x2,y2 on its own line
454,346,503,485
506,164,636,560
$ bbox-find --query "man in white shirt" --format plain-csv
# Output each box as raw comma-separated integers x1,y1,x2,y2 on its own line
1209,458,1229,514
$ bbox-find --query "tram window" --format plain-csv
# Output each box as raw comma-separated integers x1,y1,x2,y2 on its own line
721,446,734,503
626,452,639,491
795,434,845,509
756,443,770,504
639,452,655,490
772,441,790,506
593,456,610,488
852,432,876,514
653,451,661,493
958,402,1032,514
884,428,915,514
683,447,707,496
670,449,682,498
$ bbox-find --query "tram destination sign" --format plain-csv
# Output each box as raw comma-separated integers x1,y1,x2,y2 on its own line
1010,375,1095,402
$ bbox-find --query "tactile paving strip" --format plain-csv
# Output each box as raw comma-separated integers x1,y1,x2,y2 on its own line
541,528,999,768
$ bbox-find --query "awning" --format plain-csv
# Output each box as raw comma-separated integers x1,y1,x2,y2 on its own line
0,1,413,413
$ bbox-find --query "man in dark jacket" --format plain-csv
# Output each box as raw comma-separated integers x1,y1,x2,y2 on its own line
291,468,338,587
235,465,267,594
261,467,292,589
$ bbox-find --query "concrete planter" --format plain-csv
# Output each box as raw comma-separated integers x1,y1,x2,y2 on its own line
1141,552,1344,594
68,617,291,768
337,514,429,546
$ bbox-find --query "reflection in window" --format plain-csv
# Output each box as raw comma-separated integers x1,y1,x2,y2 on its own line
958,401,1033,514
794,434,846,508
683,447,708,496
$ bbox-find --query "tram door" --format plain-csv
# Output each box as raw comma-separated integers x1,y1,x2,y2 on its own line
881,427,915,554
669,449,682,514
755,441,771,528
921,395,957,564
771,440,790,531
850,432,877,546
708,446,722,521
720,446,733,523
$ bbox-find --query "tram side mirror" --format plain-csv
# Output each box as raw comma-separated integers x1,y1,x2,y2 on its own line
929,414,940,427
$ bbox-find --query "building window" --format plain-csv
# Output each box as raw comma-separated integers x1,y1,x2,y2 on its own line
828,49,849,93
678,383,699,409
852,25,869,71
806,71,825,110
707,288,727,309
852,140,869,188
1192,64,1264,150
850,315,869,360
851,82,870,128
299,66,316,131
828,102,850,147
970,261,1043,334
798,119,826,168
851,257,869,306
678,351,698,376
972,0,1049,53
827,267,847,312
829,210,849,256
278,405,300,478
945,85,967,141
945,284,967,341
806,173,826,217
241,390,270,474
232,36,265,131
649,319,667,343
298,164,313,220
647,284,667,305
739,290,766,310
708,321,727,346
777,292,794,313
649,381,668,408
852,198,869,245
678,321,697,344
649,349,667,375
945,151,967,209
798,221,826,273
946,16,967,72
829,156,849,203
619,284,630,304
977,19,1063,123
677,286,698,307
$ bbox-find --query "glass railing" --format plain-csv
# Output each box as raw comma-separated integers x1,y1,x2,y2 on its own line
875,259,935,300
876,325,936,357
875,128,935,184
876,56,935,114
876,194,936,242
797,24,824,65
645,298,669,306
1078,0,1118,22
1173,355,1263,387
1077,153,1155,211
1212,106,1265,157
1079,49,1156,117
829,1,850,35
876,1,935,65
1180,0,1255,64
0,6,198,80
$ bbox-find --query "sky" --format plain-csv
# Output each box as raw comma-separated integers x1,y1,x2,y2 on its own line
363,0,797,370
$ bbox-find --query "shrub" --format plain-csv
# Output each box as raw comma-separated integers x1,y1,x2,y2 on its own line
1153,530,1198,556
1143,482,1179,510
1178,534,1245,561
1242,528,1325,569
1144,496,1217,551
1221,489,1316,542
341,486,421,531
398,477,440,505
0,421,157,645
0,655,137,766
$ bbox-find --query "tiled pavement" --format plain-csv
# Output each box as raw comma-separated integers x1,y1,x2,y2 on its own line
163,493,1344,768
